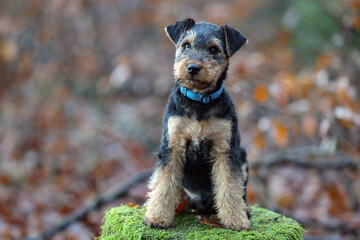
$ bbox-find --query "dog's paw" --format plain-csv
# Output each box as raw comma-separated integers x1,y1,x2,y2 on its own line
143,216,173,229
222,217,251,231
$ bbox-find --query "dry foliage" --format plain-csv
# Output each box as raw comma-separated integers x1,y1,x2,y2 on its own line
0,0,359,239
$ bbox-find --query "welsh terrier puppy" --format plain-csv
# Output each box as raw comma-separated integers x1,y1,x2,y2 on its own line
143,18,251,231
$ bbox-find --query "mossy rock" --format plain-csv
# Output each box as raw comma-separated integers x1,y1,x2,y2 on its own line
97,205,305,240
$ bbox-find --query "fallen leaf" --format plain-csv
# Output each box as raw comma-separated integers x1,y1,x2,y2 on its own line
210,214,220,222
353,16,360,31
352,0,360,8
127,202,136,207
254,134,266,150
302,114,317,137
327,182,349,216
315,54,332,69
196,214,222,228
273,123,289,147
253,85,268,104
174,199,186,216
277,194,295,210
0,39,18,63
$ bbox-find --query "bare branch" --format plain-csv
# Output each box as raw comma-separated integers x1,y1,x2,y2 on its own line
272,207,360,236
251,147,360,170
22,169,153,240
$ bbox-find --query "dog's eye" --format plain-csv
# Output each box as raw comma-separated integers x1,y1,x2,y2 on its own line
183,42,191,49
209,47,220,54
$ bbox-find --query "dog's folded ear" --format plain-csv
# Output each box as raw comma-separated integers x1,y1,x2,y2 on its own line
221,25,248,57
165,18,195,46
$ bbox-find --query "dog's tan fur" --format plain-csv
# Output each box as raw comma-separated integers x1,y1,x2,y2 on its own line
185,30,196,46
173,55,228,93
208,38,223,49
168,116,230,146
211,152,251,230
143,149,185,228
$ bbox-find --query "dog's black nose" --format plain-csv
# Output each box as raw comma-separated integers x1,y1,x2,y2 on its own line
187,63,201,75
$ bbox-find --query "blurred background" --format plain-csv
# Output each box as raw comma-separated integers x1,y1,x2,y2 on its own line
1,0,360,239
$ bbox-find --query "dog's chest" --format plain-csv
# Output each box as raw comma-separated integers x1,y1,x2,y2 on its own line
167,116,231,149
167,116,232,196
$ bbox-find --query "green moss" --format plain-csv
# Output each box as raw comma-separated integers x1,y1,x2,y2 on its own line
97,205,305,240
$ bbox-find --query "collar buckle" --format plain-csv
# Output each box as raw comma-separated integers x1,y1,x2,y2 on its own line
201,96,211,104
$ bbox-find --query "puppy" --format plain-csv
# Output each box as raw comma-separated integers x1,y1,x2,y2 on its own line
143,18,251,231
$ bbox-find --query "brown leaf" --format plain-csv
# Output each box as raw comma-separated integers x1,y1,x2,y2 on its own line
174,199,186,216
327,182,349,216
0,174,10,185
353,0,360,8
277,194,295,210
277,30,291,45
273,123,288,147
315,54,332,69
196,214,222,228
253,85,268,104
246,185,257,204
254,134,266,150
210,214,220,222
0,39,18,63
302,115,317,137
52,137,67,154
353,16,360,31
234,63,247,78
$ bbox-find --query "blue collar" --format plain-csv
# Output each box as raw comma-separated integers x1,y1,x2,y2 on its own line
180,84,224,104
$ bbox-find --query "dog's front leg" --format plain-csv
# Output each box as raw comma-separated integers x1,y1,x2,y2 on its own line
143,145,185,228
210,143,251,231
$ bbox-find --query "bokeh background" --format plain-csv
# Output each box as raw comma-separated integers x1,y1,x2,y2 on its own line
1,0,360,239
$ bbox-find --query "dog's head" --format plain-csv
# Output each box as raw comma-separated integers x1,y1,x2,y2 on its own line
165,18,247,93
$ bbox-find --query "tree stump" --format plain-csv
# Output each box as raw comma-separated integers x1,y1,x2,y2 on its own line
97,205,304,240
